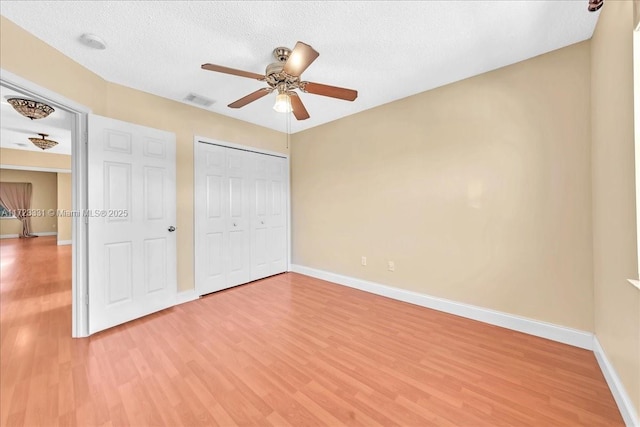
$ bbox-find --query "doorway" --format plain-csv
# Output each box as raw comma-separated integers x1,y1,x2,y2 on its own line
0,69,89,337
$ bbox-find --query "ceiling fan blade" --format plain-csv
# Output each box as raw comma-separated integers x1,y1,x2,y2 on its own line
201,63,264,80
283,42,319,77
301,82,358,101
228,88,272,108
288,92,310,121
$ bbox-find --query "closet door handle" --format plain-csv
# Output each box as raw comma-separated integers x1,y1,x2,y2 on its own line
233,223,237,227
168,226,176,232
260,221,265,225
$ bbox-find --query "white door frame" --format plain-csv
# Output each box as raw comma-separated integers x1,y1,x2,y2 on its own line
193,136,291,296
1,68,90,338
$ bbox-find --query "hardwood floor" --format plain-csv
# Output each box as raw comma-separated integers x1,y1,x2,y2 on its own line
0,237,623,426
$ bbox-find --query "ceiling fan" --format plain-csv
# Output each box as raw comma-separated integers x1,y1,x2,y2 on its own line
201,41,358,120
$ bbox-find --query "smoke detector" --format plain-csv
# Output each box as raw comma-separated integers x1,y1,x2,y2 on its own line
79,33,107,50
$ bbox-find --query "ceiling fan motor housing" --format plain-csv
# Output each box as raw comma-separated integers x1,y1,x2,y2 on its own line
265,48,301,91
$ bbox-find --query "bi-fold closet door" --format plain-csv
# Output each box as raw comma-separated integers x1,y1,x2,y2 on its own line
195,142,288,296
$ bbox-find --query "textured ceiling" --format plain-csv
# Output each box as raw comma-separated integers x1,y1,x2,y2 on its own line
0,85,73,155
0,1,599,134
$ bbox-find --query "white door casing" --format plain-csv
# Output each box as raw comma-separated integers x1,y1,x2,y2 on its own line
88,115,177,334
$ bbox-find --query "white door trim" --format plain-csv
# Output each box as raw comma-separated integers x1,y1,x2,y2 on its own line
193,136,291,296
1,68,91,338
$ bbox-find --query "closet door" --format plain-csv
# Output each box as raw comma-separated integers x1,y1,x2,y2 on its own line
225,148,252,287
195,144,227,294
250,152,270,280
195,142,288,295
267,156,288,275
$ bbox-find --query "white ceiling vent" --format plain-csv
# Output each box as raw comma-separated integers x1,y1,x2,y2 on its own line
183,93,215,108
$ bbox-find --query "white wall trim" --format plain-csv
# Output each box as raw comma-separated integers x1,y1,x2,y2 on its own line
194,135,289,159
634,30,640,280
57,240,72,246
1,231,58,238
627,279,640,291
290,264,594,350
176,290,199,306
593,337,639,427
0,164,71,173
35,231,57,236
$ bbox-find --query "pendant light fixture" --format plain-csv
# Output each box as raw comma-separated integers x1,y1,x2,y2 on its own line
28,133,58,150
7,98,55,120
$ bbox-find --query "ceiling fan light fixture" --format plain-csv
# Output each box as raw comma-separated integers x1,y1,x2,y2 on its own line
273,93,292,113
79,33,107,50
28,133,58,150
7,98,55,120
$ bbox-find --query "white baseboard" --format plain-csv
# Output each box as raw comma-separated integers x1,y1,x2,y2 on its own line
0,232,58,239
176,290,199,306
593,337,639,427
290,264,594,350
57,240,72,246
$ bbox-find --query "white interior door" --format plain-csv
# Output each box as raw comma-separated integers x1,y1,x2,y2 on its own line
88,114,176,334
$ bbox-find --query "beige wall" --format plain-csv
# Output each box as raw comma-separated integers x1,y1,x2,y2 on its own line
292,41,594,331
591,0,640,419
1,16,288,291
57,173,71,243
0,147,71,170
0,169,57,236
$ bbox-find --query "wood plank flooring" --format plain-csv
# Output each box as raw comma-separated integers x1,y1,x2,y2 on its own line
0,236,624,426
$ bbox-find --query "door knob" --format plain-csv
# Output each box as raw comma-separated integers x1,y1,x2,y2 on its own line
168,226,176,232
233,223,237,227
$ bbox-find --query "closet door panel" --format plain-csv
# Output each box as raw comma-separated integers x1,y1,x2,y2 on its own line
267,156,288,275
196,144,227,294
226,149,251,287
250,152,269,280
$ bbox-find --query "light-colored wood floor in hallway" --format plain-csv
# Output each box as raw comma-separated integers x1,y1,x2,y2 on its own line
0,236,623,426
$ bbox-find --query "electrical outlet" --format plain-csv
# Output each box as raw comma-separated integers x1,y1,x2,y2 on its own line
361,256,367,266
388,261,395,272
